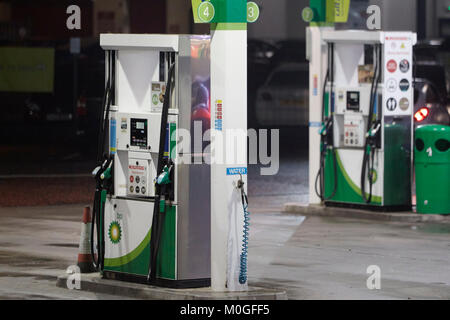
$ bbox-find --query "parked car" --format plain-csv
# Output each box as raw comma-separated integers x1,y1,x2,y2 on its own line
414,39,450,103
414,62,447,102
255,63,309,128
248,39,278,128
270,40,307,69
248,39,277,67
412,57,450,127
413,78,450,127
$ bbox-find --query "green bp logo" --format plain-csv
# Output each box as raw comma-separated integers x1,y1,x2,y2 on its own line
368,169,378,184
108,221,122,244
152,94,159,105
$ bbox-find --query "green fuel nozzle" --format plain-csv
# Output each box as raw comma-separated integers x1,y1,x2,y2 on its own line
100,165,112,181
156,165,171,186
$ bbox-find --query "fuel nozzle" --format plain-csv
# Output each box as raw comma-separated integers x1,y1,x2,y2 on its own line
156,165,172,186
101,161,113,181
366,121,381,153
320,118,333,137
237,173,245,190
236,173,248,206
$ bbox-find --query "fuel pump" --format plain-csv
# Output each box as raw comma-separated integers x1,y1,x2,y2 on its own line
91,34,212,288
308,30,416,211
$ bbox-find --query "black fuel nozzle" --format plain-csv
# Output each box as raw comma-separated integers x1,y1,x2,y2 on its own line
366,121,382,150
237,174,248,205
237,173,245,190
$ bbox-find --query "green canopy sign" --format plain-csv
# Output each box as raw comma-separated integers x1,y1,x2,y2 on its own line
192,0,248,24
330,0,350,22
309,0,350,24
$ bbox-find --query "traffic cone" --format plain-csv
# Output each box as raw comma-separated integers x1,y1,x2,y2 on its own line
77,206,96,273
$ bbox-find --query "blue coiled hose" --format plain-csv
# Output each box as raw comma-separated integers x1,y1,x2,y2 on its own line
239,186,250,285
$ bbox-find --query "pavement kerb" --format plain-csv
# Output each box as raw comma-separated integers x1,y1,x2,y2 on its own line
283,203,450,223
56,273,288,300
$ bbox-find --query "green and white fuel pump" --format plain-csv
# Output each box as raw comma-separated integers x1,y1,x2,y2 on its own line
91,1,257,291
308,29,417,211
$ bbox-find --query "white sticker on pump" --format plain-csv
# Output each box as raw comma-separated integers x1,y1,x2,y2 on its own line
383,33,414,116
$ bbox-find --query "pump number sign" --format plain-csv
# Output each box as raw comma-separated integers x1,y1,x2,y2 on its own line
198,1,215,23
247,2,260,23
192,0,249,24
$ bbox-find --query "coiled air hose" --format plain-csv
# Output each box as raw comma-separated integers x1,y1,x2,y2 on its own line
238,178,250,285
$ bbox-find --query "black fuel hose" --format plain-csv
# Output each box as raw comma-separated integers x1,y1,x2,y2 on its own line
315,43,338,202
361,45,381,204
148,63,176,283
90,159,111,270
91,51,114,270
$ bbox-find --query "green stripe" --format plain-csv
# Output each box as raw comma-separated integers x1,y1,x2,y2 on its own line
335,151,382,204
211,23,247,31
310,22,334,27
104,229,151,267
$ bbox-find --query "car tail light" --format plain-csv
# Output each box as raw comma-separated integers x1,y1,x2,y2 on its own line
77,96,87,117
414,107,429,122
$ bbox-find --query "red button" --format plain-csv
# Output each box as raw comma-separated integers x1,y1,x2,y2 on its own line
130,176,134,183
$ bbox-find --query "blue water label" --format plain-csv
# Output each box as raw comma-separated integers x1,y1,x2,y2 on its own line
226,167,247,176
309,121,322,128
110,118,117,155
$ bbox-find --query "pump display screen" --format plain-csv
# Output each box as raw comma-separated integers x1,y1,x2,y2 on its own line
130,118,148,148
347,91,360,111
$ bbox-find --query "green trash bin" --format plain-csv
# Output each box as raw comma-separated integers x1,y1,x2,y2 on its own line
414,125,450,214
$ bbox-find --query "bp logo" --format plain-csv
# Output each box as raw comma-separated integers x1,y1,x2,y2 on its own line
152,94,159,105
108,221,122,244
368,169,378,184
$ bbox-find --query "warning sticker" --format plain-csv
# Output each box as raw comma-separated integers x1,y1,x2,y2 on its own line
386,59,397,73
151,82,166,112
399,59,410,73
386,98,397,111
399,79,410,92
386,78,397,92
399,97,410,111
215,100,223,131
383,33,414,116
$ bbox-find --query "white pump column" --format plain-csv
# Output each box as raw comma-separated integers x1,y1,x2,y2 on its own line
210,23,248,292
307,26,331,205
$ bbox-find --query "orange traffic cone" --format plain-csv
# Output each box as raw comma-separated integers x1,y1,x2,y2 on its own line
77,206,96,273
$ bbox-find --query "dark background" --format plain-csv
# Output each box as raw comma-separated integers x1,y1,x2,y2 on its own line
0,0,449,206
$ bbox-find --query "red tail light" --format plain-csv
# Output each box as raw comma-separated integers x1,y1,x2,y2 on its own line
414,107,429,122
77,96,87,116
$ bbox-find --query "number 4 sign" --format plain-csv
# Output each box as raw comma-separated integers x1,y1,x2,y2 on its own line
192,0,259,24
198,1,215,23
